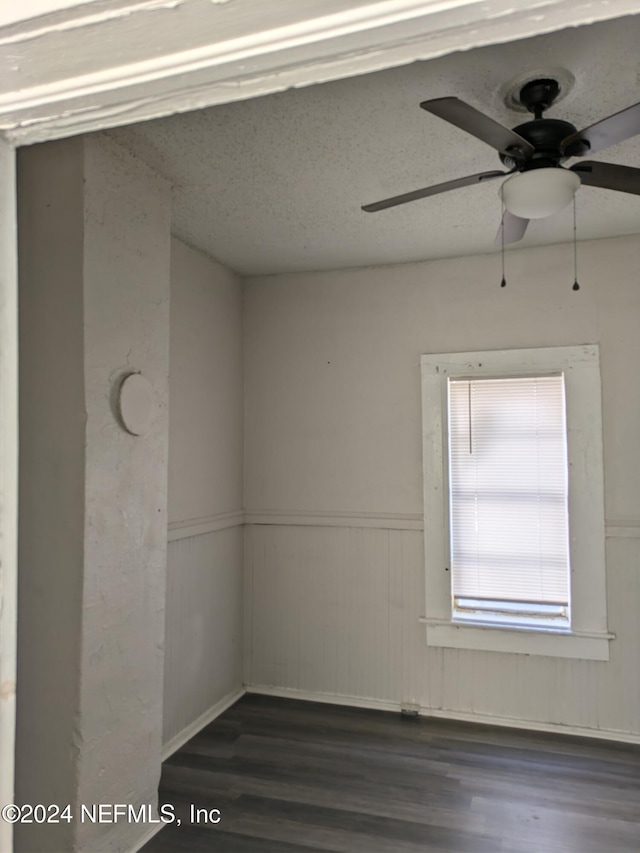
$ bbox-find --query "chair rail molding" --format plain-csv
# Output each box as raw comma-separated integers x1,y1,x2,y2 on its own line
168,510,244,541
245,509,639,537
245,508,423,530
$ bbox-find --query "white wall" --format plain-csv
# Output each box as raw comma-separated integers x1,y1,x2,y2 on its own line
164,239,244,750
244,234,640,740
168,240,243,524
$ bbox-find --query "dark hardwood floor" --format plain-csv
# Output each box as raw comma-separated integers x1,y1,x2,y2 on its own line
143,694,640,852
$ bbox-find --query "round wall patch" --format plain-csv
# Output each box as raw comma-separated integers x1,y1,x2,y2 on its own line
118,373,156,436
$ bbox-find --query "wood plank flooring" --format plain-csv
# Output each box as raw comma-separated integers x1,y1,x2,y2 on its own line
143,694,640,852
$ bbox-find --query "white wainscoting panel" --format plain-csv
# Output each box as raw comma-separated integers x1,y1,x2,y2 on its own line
164,527,243,747
245,524,640,739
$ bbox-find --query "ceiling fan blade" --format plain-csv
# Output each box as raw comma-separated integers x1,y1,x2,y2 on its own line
420,97,535,159
495,211,529,246
362,170,507,212
571,161,640,195
562,101,640,155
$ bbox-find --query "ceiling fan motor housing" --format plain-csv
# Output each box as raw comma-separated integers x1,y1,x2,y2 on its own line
500,78,591,168
500,118,579,169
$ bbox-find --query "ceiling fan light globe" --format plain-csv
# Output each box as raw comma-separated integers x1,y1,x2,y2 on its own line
500,168,581,219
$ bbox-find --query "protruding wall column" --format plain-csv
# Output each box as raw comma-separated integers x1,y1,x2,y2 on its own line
16,134,171,852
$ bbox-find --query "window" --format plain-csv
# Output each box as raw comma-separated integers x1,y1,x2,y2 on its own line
420,346,612,660
448,375,570,629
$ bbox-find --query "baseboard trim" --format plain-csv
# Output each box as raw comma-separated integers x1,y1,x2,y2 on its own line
419,706,640,745
247,684,401,714
162,686,246,760
129,822,165,853
246,684,640,745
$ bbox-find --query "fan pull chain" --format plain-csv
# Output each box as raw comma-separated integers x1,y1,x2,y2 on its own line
500,202,507,288
572,197,580,291
468,381,473,454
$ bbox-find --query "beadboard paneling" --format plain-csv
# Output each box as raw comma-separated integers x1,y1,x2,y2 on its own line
245,524,640,739
164,528,243,746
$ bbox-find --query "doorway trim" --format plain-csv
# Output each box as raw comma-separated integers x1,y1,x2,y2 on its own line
2,0,640,145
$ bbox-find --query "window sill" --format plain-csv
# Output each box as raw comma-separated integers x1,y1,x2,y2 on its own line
420,618,614,660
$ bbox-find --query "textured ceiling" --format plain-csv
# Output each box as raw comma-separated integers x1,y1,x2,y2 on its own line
110,15,640,276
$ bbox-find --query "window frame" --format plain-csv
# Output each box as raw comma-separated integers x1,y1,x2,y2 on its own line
420,345,612,661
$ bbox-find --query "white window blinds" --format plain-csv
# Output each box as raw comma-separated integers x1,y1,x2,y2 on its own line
447,375,570,616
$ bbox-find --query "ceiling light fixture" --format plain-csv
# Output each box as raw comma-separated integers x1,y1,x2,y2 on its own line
499,168,581,219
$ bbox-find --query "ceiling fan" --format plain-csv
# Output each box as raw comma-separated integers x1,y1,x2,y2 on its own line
361,78,640,244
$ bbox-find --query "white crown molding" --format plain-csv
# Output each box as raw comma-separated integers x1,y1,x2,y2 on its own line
2,0,640,145
0,0,101,29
